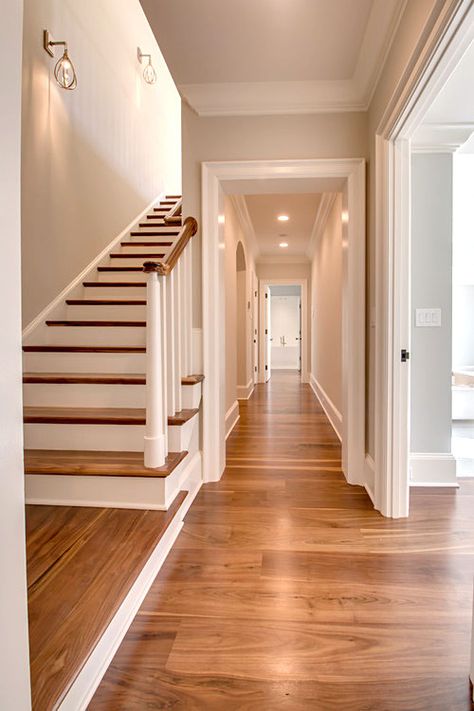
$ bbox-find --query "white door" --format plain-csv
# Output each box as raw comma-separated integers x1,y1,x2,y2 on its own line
264,286,271,381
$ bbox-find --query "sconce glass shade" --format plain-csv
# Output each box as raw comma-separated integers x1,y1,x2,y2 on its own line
54,49,77,90
143,58,157,85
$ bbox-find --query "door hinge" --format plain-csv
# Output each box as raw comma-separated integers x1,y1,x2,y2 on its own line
265,365,268,371
401,349,410,362
265,293,268,299
265,329,268,335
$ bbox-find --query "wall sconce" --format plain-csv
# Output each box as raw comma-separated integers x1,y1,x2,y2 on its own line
137,47,157,85
43,30,77,90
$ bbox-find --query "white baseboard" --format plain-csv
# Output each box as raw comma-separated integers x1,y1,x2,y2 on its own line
225,400,240,439
57,460,202,711
23,192,165,340
410,452,459,487
364,455,376,504
237,379,254,400
309,374,342,441
192,328,203,374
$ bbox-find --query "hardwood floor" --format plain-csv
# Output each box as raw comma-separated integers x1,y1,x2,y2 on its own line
90,371,474,710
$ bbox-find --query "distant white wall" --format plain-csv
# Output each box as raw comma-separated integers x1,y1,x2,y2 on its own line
310,194,343,416
270,294,300,370
21,0,181,325
411,153,453,454
0,1,32,708
453,154,474,368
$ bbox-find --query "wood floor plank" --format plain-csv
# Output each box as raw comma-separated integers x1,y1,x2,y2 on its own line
90,371,474,710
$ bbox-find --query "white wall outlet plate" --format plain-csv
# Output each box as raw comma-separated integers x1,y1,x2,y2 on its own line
415,307,442,327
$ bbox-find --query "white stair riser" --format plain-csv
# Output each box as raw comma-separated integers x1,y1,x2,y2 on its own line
82,286,146,298
23,383,145,408
108,257,165,268
98,271,146,283
169,413,199,452
24,415,199,453
41,326,146,347
23,351,146,373
66,304,146,320
24,423,145,451
182,383,202,409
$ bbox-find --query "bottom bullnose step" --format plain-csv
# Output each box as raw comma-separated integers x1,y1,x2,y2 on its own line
24,449,187,478
26,491,189,711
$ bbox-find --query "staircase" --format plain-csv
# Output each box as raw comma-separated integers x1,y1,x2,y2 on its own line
22,196,202,511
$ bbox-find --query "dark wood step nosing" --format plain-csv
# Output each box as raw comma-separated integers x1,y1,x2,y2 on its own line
24,450,188,478
110,253,165,259
23,346,146,353
66,300,147,306
23,407,199,426
23,373,146,385
121,241,173,247
82,282,146,288
97,267,143,272
46,320,146,327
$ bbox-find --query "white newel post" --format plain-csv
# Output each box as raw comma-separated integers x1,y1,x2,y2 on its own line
144,266,166,468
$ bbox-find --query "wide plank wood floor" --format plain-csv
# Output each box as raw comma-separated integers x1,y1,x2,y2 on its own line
89,371,474,710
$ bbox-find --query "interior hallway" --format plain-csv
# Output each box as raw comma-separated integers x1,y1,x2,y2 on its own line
90,371,474,710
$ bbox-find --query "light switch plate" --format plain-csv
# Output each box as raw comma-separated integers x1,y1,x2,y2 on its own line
415,308,442,327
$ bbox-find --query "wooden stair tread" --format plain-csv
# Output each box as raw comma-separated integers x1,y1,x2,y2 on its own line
131,230,175,235
23,372,146,385
82,281,146,288
66,299,146,306
24,449,187,477
46,320,146,327
23,345,146,353
121,241,172,247
26,492,187,709
181,374,205,385
110,253,165,259
24,406,199,426
97,266,143,272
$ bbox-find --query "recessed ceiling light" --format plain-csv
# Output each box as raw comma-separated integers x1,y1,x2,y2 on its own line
277,215,289,222
279,242,289,248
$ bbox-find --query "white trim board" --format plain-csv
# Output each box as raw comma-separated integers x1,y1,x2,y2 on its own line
57,477,201,711
309,374,342,442
202,158,366,489
22,193,165,341
410,453,458,487
225,400,240,439
237,380,254,400
374,0,474,518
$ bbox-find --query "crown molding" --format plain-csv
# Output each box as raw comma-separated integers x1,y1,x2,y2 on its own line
412,122,474,154
229,195,260,260
179,0,406,117
306,193,338,258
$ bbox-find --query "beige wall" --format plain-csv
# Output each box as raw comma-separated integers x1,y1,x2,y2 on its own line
183,106,368,327
310,195,343,413
224,197,255,413
21,0,181,325
1,1,32,707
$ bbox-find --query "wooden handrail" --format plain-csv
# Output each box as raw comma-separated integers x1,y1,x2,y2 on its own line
143,216,198,276
164,198,182,224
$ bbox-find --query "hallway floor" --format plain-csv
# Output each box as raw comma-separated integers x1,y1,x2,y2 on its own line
90,371,474,710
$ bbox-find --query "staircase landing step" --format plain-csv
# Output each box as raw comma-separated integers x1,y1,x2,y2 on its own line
24,406,199,426
26,492,187,710
24,449,187,477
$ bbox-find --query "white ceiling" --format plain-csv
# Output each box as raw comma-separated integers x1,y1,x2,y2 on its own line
140,0,405,115
244,193,321,258
413,38,474,153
